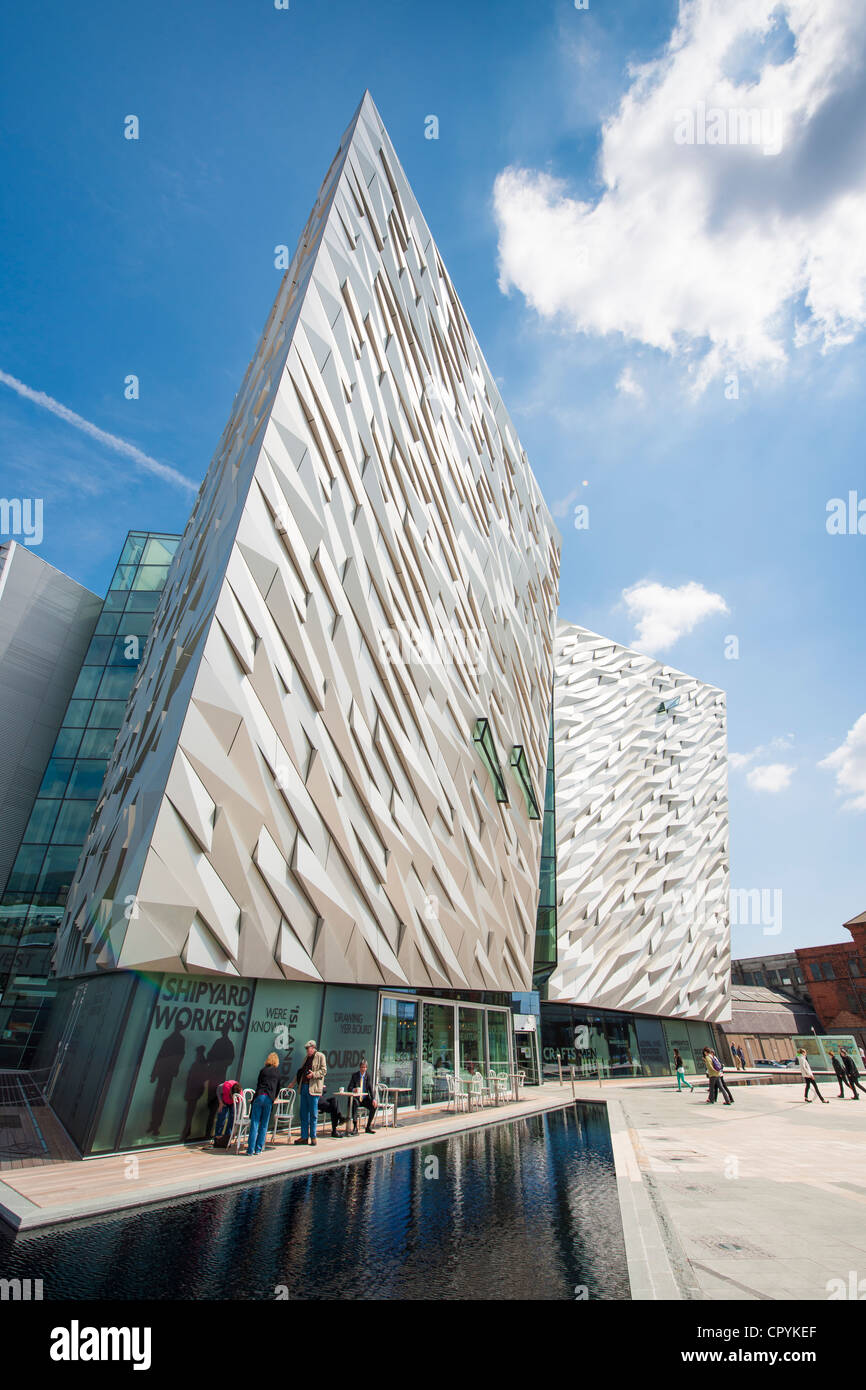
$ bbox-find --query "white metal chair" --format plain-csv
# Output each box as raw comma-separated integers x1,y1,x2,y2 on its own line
490,1071,510,1105
468,1074,485,1110
268,1088,295,1145
230,1090,253,1152
446,1073,468,1113
375,1083,395,1128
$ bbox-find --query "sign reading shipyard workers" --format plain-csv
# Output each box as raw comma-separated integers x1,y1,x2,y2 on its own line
120,974,253,1147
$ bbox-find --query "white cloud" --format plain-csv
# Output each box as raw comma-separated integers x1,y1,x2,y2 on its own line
747,763,796,793
731,734,795,770
0,369,197,494
820,713,866,810
493,0,866,386
616,366,645,402
622,579,729,653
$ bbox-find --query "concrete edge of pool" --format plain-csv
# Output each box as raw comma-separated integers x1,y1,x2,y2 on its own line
0,1083,677,1302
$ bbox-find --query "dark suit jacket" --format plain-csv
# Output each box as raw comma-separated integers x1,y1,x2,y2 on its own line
830,1055,846,1078
842,1054,861,1079
349,1070,376,1100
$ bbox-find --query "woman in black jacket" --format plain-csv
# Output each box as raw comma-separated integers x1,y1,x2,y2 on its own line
247,1051,283,1155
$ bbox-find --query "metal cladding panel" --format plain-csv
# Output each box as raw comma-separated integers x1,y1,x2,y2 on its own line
56,93,561,992
0,541,102,896
550,621,730,1023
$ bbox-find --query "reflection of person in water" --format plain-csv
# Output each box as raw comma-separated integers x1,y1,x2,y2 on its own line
148,1023,186,1136
204,1026,236,1138
181,1045,211,1141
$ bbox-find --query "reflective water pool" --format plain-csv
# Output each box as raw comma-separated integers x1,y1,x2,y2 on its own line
0,1103,630,1300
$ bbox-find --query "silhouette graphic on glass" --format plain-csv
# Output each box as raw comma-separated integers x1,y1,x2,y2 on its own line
147,1022,186,1136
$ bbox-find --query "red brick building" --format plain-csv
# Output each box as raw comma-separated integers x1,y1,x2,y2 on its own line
795,910,866,1054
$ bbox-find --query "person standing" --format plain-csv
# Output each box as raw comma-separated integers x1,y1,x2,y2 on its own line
702,1047,719,1103
840,1048,866,1097
712,1049,734,1104
732,1047,743,1071
247,1051,283,1154
827,1048,854,1099
673,1049,694,1092
797,1048,829,1104
289,1040,327,1146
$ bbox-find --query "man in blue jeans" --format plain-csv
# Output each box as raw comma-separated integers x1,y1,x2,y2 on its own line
289,1040,327,1146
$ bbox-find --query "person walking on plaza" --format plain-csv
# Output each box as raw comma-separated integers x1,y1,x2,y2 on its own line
828,1048,854,1099
840,1048,866,1097
712,1049,734,1104
702,1046,719,1103
797,1048,829,1104
673,1049,694,1092
702,1047,733,1104
247,1051,283,1154
289,1040,327,1146
349,1058,379,1131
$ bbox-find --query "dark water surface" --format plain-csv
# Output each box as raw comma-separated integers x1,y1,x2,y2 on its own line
0,1103,629,1299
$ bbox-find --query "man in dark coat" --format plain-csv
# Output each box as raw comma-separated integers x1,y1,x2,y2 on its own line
348,1059,378,1132
827,1047,854,1098
840,1048,866,1097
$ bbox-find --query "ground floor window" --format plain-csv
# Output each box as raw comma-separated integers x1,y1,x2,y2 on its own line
540,1003,716,1078
377,993,514,1108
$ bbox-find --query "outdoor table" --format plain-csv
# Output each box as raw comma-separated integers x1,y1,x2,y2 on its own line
381,1085,411,1127
464,1077,484,1111
335,1089,360,1133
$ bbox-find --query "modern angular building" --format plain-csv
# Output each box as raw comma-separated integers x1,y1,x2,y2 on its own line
41,92,560,1151
539,622,729,1077
1,93,729,1152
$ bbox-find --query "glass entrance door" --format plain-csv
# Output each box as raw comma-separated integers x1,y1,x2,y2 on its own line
487,1009,510,1073
459,1006,485,1083
378,996,418,1102
421,1002,454,1104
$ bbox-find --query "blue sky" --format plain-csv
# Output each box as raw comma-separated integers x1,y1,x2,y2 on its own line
1,0,864,952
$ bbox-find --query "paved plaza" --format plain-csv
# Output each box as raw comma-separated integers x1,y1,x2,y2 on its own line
597,1074,866,1300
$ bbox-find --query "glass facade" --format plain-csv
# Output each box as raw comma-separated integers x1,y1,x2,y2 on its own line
533,709,557,990
421,1001,455,1104
381,992,514,1107
0,532,180,1067
540,1002,715,1080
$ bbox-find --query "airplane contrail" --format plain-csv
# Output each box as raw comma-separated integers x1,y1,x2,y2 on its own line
0,369,199,495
